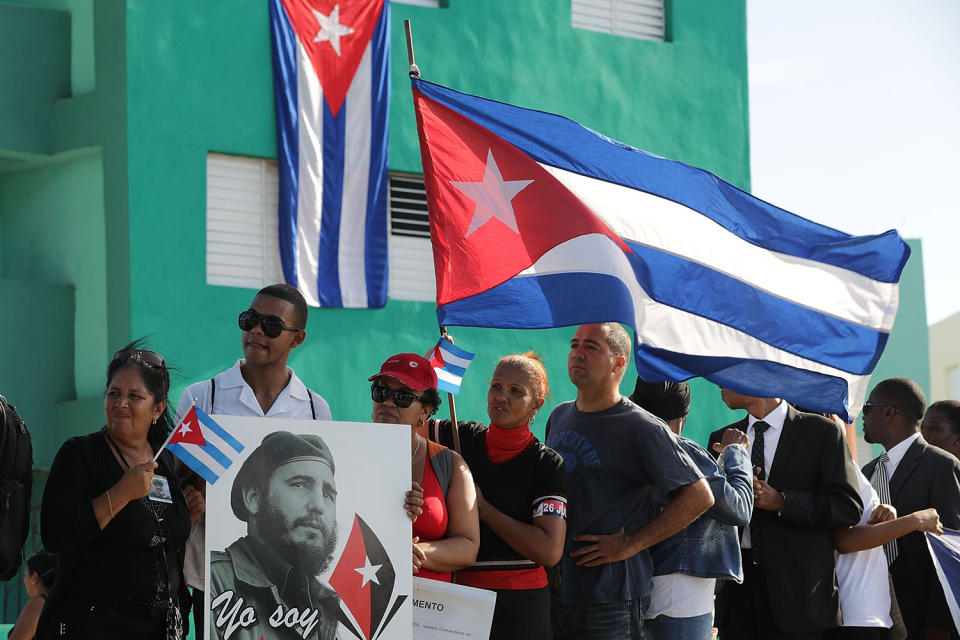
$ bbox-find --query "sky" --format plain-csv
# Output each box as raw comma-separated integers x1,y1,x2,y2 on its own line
747,0,960,326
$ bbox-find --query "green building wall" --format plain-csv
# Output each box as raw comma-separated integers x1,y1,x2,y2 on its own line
120,0,749,449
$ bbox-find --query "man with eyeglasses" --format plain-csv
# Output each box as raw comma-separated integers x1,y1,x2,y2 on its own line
176,283,332,635
707,389,862,640
861,377,960,640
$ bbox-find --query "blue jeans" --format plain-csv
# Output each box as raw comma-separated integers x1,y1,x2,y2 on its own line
551,597,649,640
644,612,713,640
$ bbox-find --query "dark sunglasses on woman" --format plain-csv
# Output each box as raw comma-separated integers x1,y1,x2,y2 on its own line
112,348,165,369
238,309,301,339
371,384,427,409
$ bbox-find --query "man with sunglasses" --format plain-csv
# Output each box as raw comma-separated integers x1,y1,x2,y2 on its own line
861,377,960,640
176,283,332,635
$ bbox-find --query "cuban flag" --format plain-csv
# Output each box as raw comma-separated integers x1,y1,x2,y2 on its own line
269,0,389,308
165,406,244,485
425,338,475,395
927,530,960,634
411,78,910,422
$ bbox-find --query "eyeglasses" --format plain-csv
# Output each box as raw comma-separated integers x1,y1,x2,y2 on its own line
371,384,427,409
862,401,902,416
238,309,301,338
112,349,165,369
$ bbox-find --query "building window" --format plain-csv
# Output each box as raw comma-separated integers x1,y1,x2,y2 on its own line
206,153,284,289
391,0,441,8
205,154,436,301
571,0,666,42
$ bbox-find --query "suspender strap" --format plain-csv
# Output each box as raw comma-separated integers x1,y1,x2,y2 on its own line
308,390,316,419
210,377,216,413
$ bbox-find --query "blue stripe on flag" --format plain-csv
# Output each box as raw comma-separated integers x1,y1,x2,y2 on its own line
269,0,300,289
412,78,909,284
927,529,960,634
195,407,244,454
441,341,476,363
437,379,461,395
168,443,220,485
436,270,858,419
621,240,888,375
364,3,390,307
439,362,467,377
317,101,346,306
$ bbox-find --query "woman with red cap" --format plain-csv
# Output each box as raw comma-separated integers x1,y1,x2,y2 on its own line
368,353,479,582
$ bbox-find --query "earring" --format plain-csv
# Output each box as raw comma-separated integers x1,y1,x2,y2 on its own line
530,413,536,424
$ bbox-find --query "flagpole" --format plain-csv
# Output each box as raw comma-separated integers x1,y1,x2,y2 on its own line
439,326,462,455
404,19,420,79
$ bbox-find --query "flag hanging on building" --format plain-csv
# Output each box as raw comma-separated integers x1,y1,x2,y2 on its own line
269,0,389,308
166,406,244,485
411,77,910,422
927,530,960,634
425,338,476,395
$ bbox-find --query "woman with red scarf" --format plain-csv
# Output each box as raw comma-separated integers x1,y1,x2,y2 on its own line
427,352,567,640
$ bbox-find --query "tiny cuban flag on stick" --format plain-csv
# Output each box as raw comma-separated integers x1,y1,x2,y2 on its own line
425,338,475,395
926,529,960,634
159,406,245,485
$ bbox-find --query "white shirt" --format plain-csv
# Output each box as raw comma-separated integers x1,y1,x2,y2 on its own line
176,360,332,590
881,432,921,480
836,467,893,628
647,573,716,619
742,400,788,548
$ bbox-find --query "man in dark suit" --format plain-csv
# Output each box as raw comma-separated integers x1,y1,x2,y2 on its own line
861,377,960,640
707,389,862,640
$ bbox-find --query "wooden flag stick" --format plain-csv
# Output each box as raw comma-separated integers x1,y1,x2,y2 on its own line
439,326,462,454
404,20,421,78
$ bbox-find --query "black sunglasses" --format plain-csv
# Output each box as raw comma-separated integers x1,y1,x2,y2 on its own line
112,349,165,369
371,384,427,409
862,401,902,416
238,309,301,338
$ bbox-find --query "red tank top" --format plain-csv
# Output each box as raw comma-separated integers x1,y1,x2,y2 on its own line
413,455,451,582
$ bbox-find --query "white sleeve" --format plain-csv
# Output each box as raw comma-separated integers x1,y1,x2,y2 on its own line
175,380,212,423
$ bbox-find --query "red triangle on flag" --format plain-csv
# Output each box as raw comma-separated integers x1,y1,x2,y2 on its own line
329,515,373,638
426,343,446,369
169,408,207,448
413,89,629,306
280,0,385,116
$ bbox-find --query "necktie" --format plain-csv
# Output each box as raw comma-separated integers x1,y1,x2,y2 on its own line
750,420,770,565
871,452,899,565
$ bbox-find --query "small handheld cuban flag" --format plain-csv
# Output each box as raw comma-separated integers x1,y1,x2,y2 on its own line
926,529,960,634
425,338,475,395
162,406,245,485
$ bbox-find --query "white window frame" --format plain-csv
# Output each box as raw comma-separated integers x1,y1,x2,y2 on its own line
571,0,666,42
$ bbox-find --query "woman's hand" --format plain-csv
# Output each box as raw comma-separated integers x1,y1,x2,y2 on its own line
117,460,158,501
867,503,897,524
183,484,206,523
912,508,943,535
405,482,424,522
412,537,426,575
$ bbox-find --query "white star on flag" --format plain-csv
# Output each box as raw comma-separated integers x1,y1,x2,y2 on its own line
353,555,382,587
311,5,355,56
452,149,534,236
178,420,192,436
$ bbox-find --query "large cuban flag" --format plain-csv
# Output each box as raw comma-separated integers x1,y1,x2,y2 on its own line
269,0,389,308
927,530,960,634
411,78,910,422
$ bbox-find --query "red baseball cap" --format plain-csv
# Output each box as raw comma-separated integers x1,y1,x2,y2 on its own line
368,353,438,391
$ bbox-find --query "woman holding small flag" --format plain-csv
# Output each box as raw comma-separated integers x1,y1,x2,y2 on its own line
37,342,203,639
368,352,480,582
426,352,567,640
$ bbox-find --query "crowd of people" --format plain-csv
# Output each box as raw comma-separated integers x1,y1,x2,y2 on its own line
10,283,960,640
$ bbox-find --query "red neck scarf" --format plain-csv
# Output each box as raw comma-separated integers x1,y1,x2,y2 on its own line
486,422,535,463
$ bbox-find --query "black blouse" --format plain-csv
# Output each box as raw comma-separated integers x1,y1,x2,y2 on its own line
40,429,191,607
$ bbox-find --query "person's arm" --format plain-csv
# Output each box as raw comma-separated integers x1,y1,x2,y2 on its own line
416,451,480,573
475,486,566,567
570,478,714,567
702,430,753,527
41,439,158,553
761,419,862,528
833,507,941,553
7,596,44,640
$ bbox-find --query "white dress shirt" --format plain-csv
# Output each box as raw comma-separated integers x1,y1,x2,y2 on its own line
176,359,332,591
880,431,921,480
742,399,788,548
